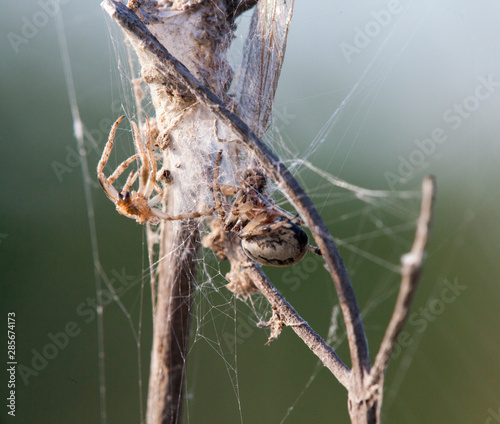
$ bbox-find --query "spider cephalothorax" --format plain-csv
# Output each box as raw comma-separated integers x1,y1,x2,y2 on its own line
241,168,267,193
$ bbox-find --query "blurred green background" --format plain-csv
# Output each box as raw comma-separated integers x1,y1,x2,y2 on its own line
1,1,500,423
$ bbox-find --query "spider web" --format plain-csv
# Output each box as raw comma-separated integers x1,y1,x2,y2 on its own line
56,1,468,423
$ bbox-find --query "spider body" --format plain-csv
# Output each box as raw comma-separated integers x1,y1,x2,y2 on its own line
214,151,320,267
241,221,309,266
115,191,152,224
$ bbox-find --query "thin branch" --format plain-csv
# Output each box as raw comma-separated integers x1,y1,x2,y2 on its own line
368,176,436,387
222,231,351,388
102,0,369,388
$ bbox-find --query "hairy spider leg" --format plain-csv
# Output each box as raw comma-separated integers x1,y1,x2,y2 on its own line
152,206,219,222
268,205,304,226
213,150,225,221
98,116,164,207
143,129,165,206
213,120,240,144
308,245,322,255
222,190,253,232
122,170,138,193
130,121,151,196
213,150,252,233
141,117,158,199
238,213,293,238
148,182,164,206
97,115,125,175
146,149,222,222
107,151,163,203
108,153,140,184
128,119,165,205
97,115,126,201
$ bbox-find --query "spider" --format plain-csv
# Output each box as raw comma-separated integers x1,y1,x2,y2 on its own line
97,116,217,224
213,151,321,267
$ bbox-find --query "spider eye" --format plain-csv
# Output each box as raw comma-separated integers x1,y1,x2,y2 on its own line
119,191,131,202
161,169,173,185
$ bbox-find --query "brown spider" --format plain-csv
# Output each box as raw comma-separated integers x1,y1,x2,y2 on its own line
97,116,217,224
213,151,321,267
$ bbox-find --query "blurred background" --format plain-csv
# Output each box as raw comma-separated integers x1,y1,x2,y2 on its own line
1,0,499,423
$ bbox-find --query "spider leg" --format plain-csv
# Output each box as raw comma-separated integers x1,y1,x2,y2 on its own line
97,115,126,201
148,183,164,206
130,121,151,196
221,192,253,232
151,205,218,221
155,103,196,149
238,215,291,239
108,153,141,185
142,117,158,198
214,150,225,221
123,170,139,193
308,245,322,255
214,120,239,143
98,178,119,202
264,202,304,226
97,115,125,176
214,150,245,228
219,184,239,196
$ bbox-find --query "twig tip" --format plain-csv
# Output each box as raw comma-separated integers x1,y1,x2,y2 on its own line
422,175,437,197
